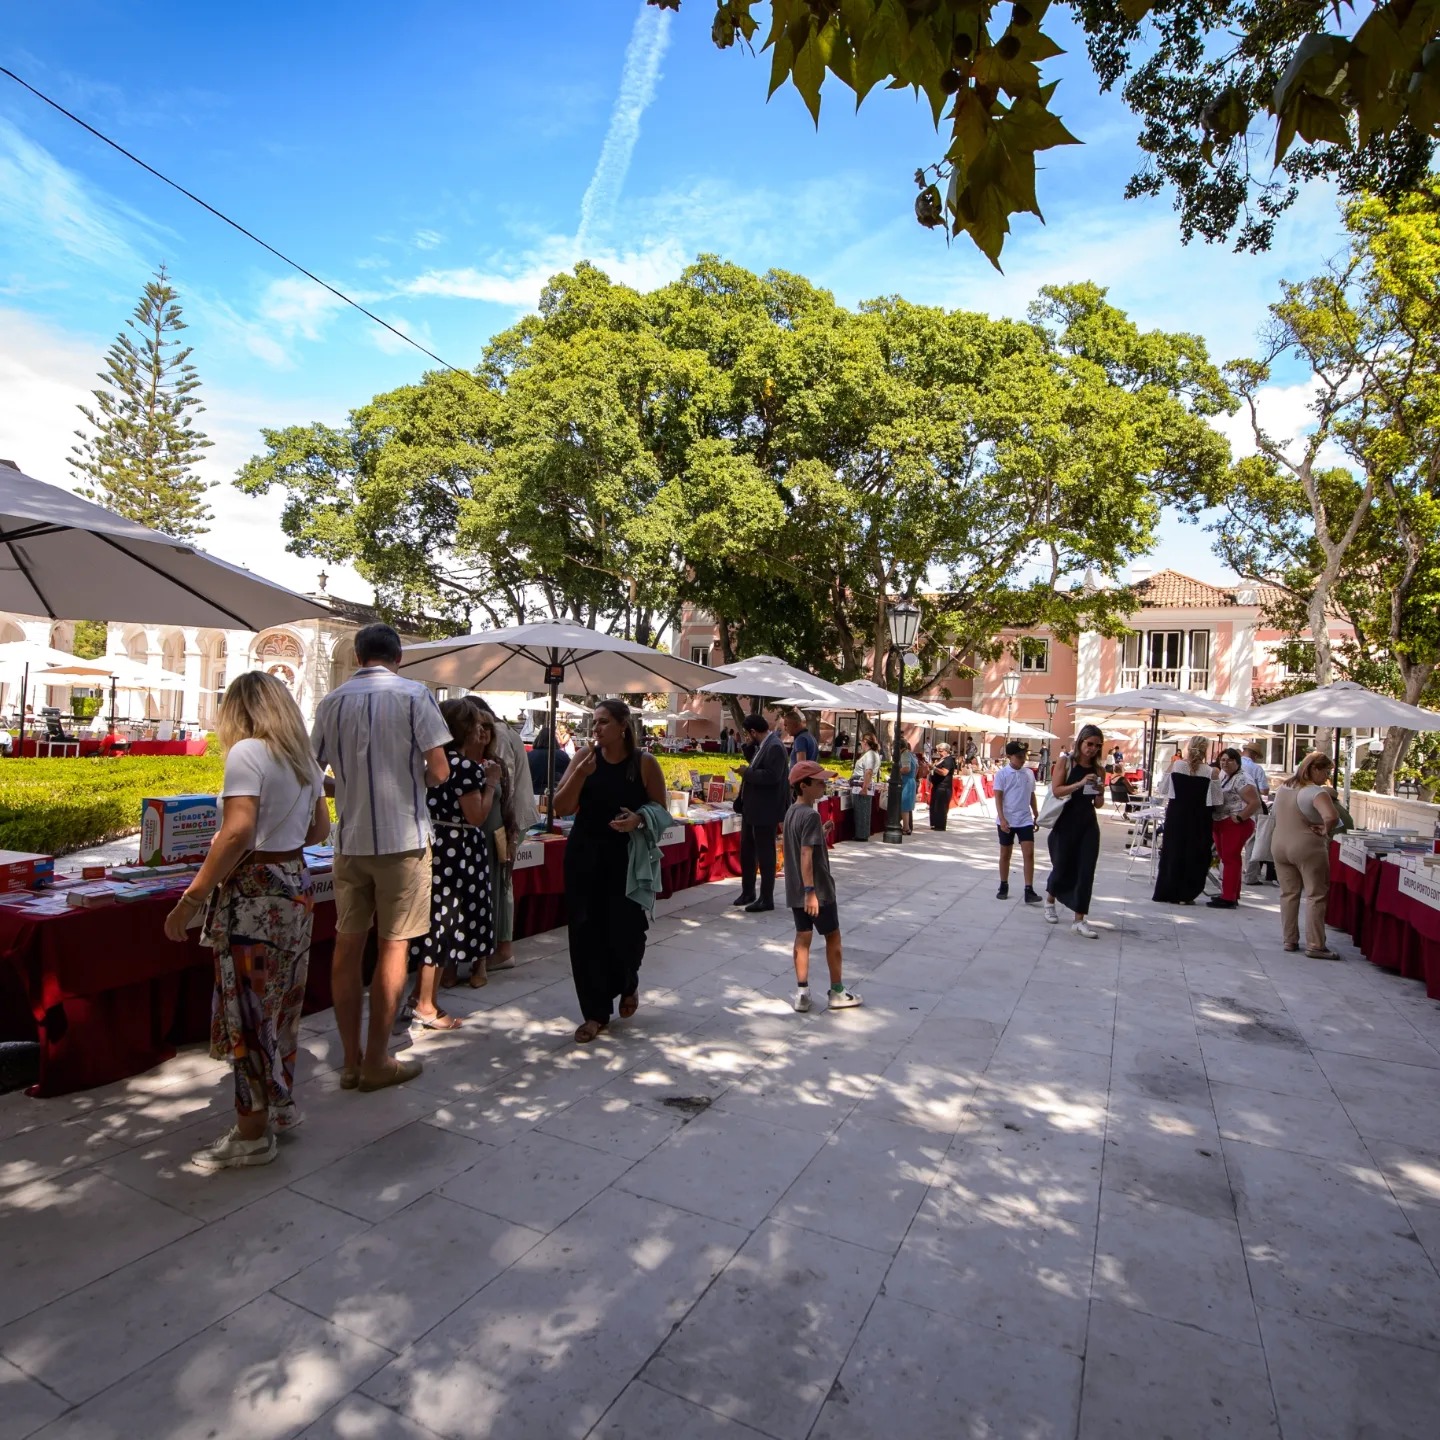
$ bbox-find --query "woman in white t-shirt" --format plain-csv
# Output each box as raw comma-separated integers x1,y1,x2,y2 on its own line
164,672,329,1171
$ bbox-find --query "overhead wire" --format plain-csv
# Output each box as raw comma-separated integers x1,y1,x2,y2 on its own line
0,63,469,376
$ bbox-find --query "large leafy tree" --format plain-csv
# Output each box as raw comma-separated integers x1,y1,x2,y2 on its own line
653,0,1440,262
1211,180,1440,789
237,257,1232,683
70,266,214,539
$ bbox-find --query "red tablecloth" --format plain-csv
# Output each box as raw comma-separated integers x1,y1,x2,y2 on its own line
1,805,879,1096
13,738,208,758
1327,845,1440,998
0,896,340,1097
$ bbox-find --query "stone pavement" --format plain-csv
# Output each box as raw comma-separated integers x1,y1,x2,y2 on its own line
3,811,1440,1440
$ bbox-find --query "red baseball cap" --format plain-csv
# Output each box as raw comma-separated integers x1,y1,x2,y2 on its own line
789,760,828,786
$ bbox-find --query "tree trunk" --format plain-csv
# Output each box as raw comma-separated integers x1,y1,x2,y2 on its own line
1370,661,1435,793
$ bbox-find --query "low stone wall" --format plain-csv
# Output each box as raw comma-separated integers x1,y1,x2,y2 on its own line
1349,789,1440,833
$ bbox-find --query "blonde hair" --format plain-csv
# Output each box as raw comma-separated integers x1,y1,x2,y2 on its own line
218,672,315,787
1184,735,1210,773
1287,750,1334,788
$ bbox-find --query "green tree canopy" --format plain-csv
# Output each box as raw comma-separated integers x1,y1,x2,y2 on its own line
70,266,214,539
238,257,1232,686
652,0,1440,262
1211,179,1440,790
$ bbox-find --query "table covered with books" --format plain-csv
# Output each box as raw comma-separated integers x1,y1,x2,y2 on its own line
0,790,874,1097
1326,838,1440,997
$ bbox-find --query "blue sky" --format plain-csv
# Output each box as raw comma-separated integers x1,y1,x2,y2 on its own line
1,0,1346,602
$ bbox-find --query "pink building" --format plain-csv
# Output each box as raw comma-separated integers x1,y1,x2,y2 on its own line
673,570,1352,769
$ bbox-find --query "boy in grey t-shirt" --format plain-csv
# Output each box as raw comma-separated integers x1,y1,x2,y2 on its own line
782,761,862,1013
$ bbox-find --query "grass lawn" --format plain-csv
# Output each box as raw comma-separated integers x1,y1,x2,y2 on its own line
0,754,226,856
0,751,869,858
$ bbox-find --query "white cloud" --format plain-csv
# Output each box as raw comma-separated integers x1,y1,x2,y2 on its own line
575,1,672,249
411,229,444,250
0,306,371,602
256,274,351,341
0,119,158,276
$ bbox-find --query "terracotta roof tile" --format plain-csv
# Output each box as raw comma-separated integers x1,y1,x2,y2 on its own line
1133,570,1254,609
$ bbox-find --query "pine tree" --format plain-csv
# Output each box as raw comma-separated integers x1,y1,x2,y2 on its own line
70,265,215,539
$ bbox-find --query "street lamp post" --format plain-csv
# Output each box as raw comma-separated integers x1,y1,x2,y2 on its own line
883,600,921,845
1001,669,1021,741
1042,692,1059,780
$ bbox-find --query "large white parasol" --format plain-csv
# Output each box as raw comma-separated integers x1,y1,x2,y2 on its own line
1072,685,1244,785
0,462,328,630
699,656,860,709
1241,679,1440,805
397,622,722,828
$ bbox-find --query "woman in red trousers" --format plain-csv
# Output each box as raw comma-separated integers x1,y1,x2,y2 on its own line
1208,748,1261,909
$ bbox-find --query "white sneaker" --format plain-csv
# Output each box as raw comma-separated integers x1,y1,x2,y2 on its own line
791,988,812,1012
269,1100,302,1131
190,1126,277,1170
1042,903,1060,925
1072,920,1099,940
827,986,863,1009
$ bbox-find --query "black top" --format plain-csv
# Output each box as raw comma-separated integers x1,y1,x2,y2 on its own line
931,754,957,783
569,749,650,862
528,744,569,795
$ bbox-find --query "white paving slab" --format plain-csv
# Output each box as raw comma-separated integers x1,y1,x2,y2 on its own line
3,818,1439,1436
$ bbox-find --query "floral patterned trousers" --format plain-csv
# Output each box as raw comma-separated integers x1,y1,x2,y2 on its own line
203,861,314,1116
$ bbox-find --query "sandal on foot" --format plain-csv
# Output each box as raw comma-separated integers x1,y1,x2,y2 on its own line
339,1066,360,1090
618,992,639,1019
412,1011,461,1031
358,1056,423,1091
574,1020,608,1044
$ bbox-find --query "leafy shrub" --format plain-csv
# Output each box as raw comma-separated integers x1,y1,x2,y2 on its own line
0,755,226,855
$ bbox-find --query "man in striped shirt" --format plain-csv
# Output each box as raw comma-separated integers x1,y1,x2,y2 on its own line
312,623,452,1091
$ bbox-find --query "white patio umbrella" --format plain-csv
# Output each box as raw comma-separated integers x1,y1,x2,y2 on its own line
699,656,860,709
1073,685,1244,785
397,622,722,829
0,461,328,630
518,695,588,718
0,641,86,719
40,655,185,728
1241,679,1440,805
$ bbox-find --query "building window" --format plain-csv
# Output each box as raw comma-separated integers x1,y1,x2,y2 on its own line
690,644,711,666
1120,629,1212,692
1019,637,1050,673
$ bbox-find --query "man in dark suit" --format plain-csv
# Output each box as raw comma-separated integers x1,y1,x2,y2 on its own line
734,713,789,912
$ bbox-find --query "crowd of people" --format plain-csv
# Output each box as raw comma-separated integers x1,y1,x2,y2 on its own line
161,628,1345,1171
165,627,872,1170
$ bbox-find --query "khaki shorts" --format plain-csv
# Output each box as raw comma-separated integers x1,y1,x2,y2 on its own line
334,848,431,940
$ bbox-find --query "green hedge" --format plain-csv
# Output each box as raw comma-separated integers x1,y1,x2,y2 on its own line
0,755,227,856
653,755,860,790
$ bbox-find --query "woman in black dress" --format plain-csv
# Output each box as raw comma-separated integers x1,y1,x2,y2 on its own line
552,698,668,1044
928,743,957,830
1044,723,1105,939
1152,734,1221,905
408,699,499,1024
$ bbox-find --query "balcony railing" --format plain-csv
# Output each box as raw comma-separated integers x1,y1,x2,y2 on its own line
1119,667,1212,693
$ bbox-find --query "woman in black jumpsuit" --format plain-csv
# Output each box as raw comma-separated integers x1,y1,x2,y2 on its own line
552,699,668,1043
1045,723,1105,936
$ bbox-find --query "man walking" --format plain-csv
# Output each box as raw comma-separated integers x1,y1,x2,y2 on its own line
993,739,1041,903
785,710,819,764
1241,742,1274,886
734,713,789,913
312,623,452,1091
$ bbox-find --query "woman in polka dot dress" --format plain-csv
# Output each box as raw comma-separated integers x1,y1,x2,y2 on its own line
408,698,498,1025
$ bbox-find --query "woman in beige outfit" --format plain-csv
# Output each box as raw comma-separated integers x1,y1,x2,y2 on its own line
1270,752,1342,959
